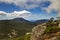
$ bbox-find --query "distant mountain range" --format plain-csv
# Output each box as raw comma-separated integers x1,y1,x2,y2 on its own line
34,19,49,24
0,18,49,38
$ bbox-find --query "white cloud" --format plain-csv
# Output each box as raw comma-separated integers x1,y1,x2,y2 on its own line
0,0,59,13
0,0,60,18
36,0,60,17
44,0,60,12
0,10,32,20
0,0,48,9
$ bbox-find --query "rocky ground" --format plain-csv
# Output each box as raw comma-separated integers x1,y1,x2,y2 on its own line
30,20,60,40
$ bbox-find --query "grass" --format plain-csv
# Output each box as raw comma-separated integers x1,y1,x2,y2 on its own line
0,34,31,40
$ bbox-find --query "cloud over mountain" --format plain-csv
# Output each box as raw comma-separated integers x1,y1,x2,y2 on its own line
0,10,31,20
0,0,60,20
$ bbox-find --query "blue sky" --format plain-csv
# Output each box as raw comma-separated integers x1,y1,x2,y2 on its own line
0,0,59,21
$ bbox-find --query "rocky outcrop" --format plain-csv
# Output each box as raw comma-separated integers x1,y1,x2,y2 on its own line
30,21,60,40
58,21,60,28
31,23,46,40
8,29,17,38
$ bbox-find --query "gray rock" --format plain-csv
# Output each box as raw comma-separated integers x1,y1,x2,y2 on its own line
31,23,46,40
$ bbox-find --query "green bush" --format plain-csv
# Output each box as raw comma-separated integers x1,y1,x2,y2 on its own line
18,34,31,40
44,26,59,34
24,35,30,40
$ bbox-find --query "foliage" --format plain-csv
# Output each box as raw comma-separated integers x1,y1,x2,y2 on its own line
0,19,36,38
0,34,31,40
44,26,59,34
48,17,54,23
18,34,31,40
24,34,31,40
44,17,59,34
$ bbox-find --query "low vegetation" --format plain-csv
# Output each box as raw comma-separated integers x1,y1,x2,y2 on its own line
0,34,31,40
44,17,59,34
44,26,59,34
0,18,60,40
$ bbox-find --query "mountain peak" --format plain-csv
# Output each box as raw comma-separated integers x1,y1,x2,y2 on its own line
12,18,29,22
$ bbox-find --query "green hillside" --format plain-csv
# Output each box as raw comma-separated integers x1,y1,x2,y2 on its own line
0,18,36,39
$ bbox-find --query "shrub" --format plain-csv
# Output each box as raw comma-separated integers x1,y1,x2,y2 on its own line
44,26,59,34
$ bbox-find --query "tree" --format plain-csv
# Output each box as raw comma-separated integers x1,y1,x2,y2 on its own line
46,17,54,27
49,17,54,23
